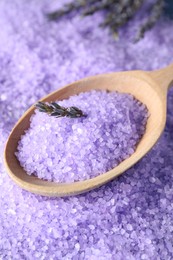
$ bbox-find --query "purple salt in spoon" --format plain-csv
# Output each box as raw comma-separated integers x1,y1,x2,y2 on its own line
4,64,173,196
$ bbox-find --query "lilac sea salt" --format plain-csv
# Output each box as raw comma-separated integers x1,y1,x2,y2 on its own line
16,90,148,182
1,1,173,259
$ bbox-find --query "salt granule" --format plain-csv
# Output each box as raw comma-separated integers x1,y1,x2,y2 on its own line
16,90,148,182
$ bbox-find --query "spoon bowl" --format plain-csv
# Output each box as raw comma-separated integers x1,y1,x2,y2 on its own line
4,64,173,196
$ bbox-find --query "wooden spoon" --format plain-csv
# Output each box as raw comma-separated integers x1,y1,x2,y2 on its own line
4,64,173,197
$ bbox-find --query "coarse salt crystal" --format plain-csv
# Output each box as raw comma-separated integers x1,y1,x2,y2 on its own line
16,90,148,183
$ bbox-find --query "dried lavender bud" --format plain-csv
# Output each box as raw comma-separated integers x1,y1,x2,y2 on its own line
47,1,86,21
134,0,164,42
35,102,53,114
50,102,62,109
35,101,86,118
66,106,85,118
101,0,144,31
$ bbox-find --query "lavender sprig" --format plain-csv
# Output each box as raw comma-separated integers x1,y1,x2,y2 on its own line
47,0,164,41
35,101,86,118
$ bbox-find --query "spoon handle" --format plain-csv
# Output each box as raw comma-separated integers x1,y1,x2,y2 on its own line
148,63,173,91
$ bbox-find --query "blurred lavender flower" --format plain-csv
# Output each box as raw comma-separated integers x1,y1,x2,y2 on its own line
47,0,165,41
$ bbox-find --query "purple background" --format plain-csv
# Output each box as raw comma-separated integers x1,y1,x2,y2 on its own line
0,1,173,259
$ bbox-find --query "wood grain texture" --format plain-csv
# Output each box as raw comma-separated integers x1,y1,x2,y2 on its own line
4,64,173,196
